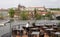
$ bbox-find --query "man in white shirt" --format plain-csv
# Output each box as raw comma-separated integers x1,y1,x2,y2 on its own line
26,22,30,27
25,22,30,35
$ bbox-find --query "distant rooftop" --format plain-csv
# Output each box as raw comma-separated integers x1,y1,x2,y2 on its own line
0,8,8,11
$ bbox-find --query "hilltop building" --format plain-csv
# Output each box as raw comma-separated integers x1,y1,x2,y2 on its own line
0,4,60,20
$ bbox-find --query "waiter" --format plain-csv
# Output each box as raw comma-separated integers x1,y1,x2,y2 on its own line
25,22,30,34
26,22,32,37
26,22,30,27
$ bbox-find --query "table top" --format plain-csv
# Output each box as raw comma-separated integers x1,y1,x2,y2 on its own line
23,26,34,28
35,24,44,26
43,26,48,28
45,28,53,30
30,28,39,30
31,31,40,35
13,27,23,30
45,24,53,25
54,32,60,34
30,28,40,31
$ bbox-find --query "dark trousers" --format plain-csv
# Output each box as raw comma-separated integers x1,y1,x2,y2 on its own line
39,34,44,37
28,33,31,37
20,30,23,37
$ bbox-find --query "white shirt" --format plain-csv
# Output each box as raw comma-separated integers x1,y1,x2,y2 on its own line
26,23,29,27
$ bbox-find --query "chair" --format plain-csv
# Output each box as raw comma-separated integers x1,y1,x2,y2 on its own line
32,23,36,27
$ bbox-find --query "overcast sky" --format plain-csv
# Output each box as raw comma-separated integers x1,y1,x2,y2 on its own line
0,0,60,8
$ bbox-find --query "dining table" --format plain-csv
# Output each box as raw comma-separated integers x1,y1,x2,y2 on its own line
31,31,40,37
45,28,54,37
54,32,60,37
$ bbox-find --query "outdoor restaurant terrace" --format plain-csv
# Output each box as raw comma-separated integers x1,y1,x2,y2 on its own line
0,20,60,37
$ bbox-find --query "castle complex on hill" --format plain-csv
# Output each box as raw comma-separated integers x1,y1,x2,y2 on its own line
0,4,60,19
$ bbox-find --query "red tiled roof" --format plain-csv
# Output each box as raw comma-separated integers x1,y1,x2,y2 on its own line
40,12,47,14
27,7,44,8
28,6,44,7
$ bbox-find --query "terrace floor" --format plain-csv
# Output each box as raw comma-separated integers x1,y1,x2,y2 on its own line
15,33,49,37
12,29,49,37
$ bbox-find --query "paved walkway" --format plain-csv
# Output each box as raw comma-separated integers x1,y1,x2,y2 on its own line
1,33,11,37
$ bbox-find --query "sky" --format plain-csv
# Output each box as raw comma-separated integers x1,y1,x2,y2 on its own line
0,0,60,9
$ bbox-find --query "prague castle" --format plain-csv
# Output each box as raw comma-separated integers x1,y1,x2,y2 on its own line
0,4,60,19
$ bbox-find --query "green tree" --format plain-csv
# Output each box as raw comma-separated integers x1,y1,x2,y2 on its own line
34,8,42,20
9,8,15,18
50,8,60,11
45,11,53,20
34,8,37,18
20,11,28,20
0,13,4,19
35,13,41,20
8,8,15,21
